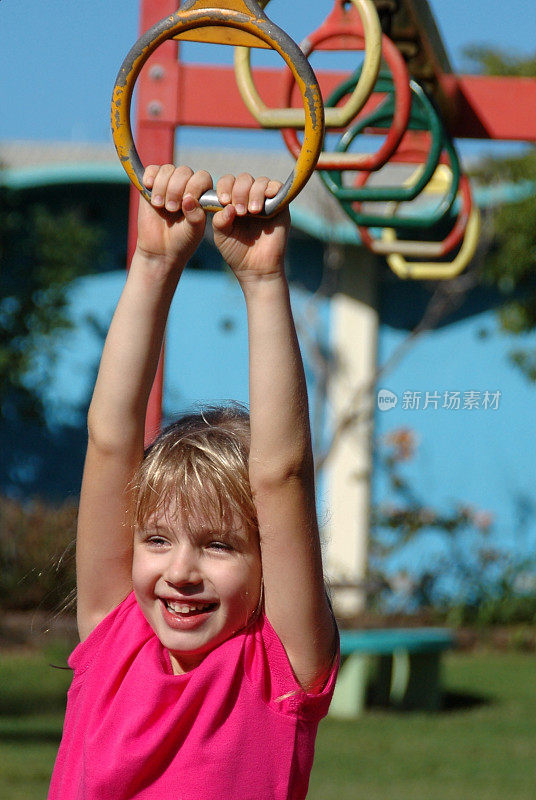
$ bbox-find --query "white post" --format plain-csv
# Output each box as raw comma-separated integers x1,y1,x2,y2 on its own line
322,246,379,615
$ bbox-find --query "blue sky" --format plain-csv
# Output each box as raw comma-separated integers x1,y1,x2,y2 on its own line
1,0,534,154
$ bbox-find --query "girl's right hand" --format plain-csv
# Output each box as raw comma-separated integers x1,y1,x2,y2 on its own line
136,165,213,268
212,173,290,284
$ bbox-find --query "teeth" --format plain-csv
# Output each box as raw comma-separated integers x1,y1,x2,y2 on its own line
165,601,213,615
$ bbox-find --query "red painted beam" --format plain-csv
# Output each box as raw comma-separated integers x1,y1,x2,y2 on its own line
137,63,536,142
440,75,536,142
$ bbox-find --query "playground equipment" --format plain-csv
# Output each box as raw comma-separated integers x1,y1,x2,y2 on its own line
382,207,481,279
279,25,413,170
358,168,476,258
318,76,447,204
235,0,383,130
112,0,325,217
114,0,536,442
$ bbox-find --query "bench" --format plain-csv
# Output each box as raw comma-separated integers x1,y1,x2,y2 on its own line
329,628,455,718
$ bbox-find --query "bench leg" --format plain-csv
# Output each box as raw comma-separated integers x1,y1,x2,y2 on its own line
391,650,442,711
390,650,410,706
329,653,369,719
370,654,393,706
329,650,444,717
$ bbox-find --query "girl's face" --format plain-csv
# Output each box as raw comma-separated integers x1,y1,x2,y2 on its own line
132,503,262,675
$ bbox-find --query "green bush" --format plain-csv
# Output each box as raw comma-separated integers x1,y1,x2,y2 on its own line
0,495,76,612
446,593,536,629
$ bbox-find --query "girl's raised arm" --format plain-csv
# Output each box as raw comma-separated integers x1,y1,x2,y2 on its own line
212,174,337,691
76,167,212,641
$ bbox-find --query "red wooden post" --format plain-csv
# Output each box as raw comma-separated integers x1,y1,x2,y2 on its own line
126,0,179,447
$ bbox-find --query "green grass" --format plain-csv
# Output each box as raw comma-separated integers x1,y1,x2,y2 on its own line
308,651,536,800
0,642,72,800
1,646,535,798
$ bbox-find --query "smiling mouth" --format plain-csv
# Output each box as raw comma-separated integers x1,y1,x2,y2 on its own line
163,600,218,617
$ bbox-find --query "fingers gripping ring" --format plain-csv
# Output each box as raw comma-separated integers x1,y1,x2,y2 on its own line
111,1,324,218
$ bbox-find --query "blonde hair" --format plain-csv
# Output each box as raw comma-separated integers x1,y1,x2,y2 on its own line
131,404,257,535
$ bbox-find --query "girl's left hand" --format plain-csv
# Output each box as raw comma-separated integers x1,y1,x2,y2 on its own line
212,174,291,283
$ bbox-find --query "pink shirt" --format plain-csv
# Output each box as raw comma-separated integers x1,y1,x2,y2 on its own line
48,592,338,800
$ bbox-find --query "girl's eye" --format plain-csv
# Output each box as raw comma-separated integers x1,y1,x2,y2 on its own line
208,541,232,552
147,536,168,547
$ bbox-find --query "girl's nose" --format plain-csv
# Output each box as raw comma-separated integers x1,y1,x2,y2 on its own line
164,546,202,587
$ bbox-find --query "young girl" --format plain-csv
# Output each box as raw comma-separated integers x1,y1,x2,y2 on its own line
48,165,339,800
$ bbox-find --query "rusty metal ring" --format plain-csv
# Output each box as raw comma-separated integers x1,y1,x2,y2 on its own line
111,5,324,218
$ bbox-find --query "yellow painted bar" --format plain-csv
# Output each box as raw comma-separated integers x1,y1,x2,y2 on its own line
175,27,271,47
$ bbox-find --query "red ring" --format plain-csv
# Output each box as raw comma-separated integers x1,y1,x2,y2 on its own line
358,168,473,257
281,26,411,171
349,140,454,207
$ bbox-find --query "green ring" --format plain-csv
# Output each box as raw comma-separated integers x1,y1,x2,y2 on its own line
319,75,461,229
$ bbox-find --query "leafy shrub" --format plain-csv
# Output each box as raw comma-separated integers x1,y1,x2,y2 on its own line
371,428,536,625
0,494,76,612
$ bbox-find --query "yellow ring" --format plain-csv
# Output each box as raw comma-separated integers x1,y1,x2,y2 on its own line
233,0,382,128
111,4,324,217
383,207,481,279
371,164,457,257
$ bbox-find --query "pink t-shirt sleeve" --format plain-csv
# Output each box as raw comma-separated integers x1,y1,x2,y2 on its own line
68,592,143,675
247,613,339,720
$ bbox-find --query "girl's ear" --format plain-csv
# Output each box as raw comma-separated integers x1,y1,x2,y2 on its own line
253,580,265,620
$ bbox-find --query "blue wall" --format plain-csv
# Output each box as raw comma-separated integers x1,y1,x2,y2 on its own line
4,174,536,603
2,266,331,501
6,256,536,570
373,289,536,594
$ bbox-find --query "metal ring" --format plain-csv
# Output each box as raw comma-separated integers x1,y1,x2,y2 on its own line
111,4,324,218
359,168,473,256
342,139,460,229
281,32,411,170
320,79,445,203
233,0,382,128
383,206,481,280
